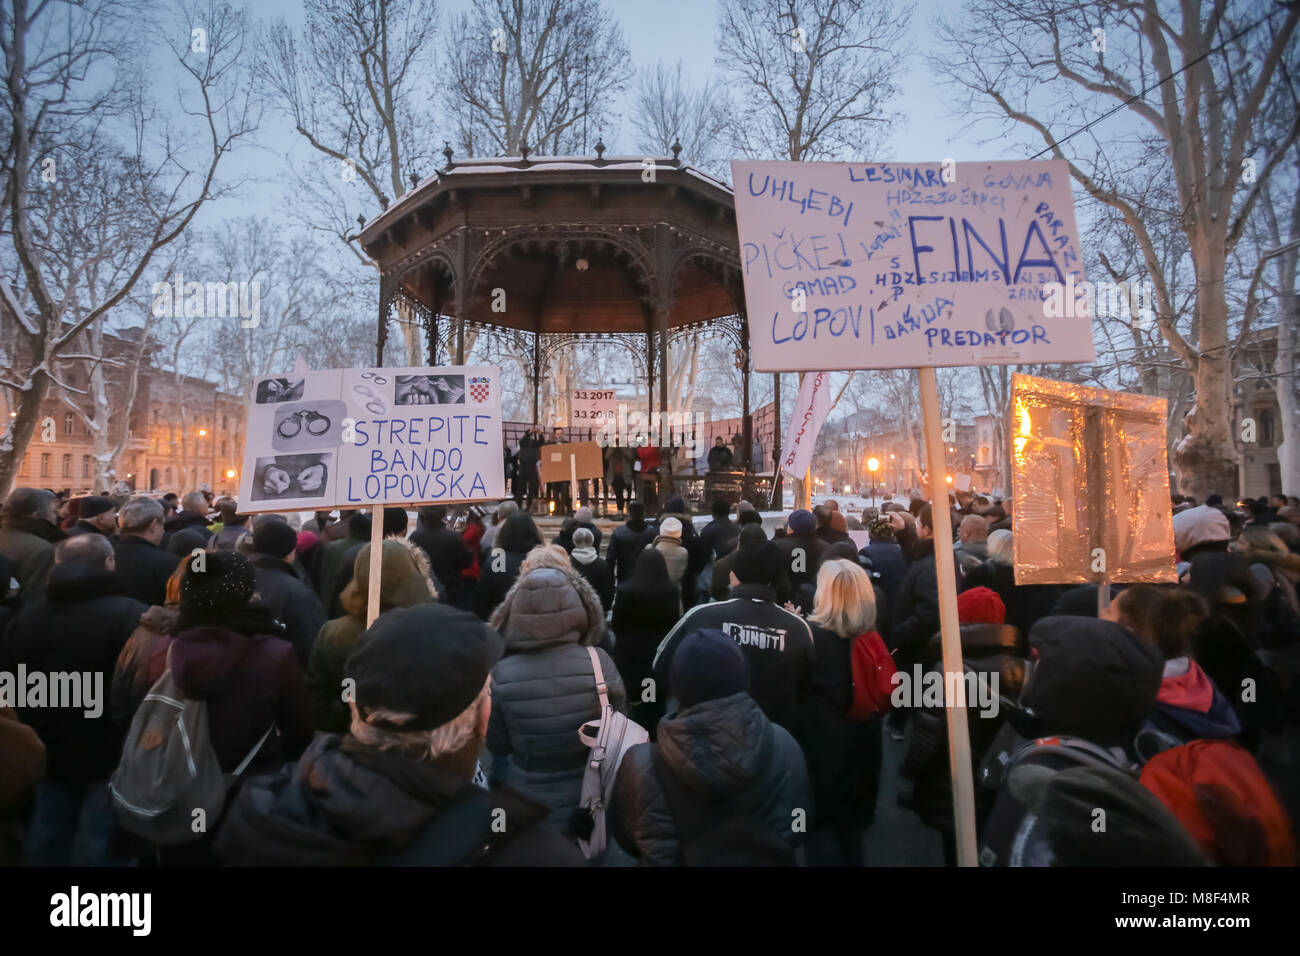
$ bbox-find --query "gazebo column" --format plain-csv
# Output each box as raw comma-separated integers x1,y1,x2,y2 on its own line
532,329,542,426
376,273,393,367
454,231,468,364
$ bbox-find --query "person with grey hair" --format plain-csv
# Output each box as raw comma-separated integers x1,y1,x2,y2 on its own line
569,526,614,612
113,496,179,606
0,487,66,603
1,527,145,865
162,490,212,556
960,528,1062,638
479,500,519,557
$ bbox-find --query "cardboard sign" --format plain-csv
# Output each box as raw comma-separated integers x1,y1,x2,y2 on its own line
732,159,1095,371
539,441,605,484
239,365,504,512
571,389,617,426
1010,374,1176,585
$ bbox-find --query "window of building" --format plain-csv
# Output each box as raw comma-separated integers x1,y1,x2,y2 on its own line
64,412,74,436
82,455,92,478
18,454,28,476
222,414,228,430
1259,409,1276,448
62,454,71,477
40,453,50,477
221,440,227,456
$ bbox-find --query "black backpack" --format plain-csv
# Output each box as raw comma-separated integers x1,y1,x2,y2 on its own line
650,732,797,867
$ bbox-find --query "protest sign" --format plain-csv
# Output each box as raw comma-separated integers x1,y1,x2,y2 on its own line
571,388,617,426
539,441,605,484
239,365,504,513
1010,374,1176,586
732,159,1095,371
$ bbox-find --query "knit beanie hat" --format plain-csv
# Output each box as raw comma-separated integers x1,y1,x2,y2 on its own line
732,541,784,586
659,516,682,540
1172,505,1231,557
252,520,298,559
788,509,816,535
671,629,750,710
957,586,1005,624
78,495,114,519
180,550,256,615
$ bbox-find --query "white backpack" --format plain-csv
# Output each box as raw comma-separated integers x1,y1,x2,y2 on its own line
576,646,647,860
110,644,273,845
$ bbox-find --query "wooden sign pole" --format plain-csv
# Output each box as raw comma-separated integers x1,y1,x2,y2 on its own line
569,454,579,515
366,504,385,627
918,366,979,867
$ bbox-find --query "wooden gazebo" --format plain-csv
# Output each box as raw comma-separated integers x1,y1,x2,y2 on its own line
357,146,776,477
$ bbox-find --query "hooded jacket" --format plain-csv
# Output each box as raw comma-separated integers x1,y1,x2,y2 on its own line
306,540,437,734
609,692,810,865
0,562,145,783
111,603,180,727
487,567,625,829
653,534,690,589
1146,659,1242,743
570,546,614,612
214,734,587,866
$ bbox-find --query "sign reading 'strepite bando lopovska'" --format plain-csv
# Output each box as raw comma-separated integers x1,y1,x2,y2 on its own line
731,159,1096,371
238,366,505,513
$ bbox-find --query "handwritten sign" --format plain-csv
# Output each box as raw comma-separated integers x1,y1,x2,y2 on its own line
731,160,1095,371
571,388,617,425
239,365,504,512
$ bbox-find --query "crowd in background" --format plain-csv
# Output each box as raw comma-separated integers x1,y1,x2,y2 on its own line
0,480,1297,866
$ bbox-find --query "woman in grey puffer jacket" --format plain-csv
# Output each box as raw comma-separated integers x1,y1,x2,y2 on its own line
488,566,627,830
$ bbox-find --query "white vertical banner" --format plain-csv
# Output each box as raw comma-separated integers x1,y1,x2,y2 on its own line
779,371,832,481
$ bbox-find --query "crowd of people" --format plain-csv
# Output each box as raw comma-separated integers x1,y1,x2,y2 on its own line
0,481,1297,866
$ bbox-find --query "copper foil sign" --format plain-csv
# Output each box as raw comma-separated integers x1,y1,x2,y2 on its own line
1010,374,1176,585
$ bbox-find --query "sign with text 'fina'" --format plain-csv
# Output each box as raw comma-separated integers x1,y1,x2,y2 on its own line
239,366,504,512
732,159,1096,371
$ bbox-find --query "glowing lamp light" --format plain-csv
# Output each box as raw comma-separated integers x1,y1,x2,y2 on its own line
225,468,236,479
867,457,880,473
576,258,589,271
548,500,556,514
945,475,954,484
198,428,208,437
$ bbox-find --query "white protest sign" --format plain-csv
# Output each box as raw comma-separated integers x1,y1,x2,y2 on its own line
239,365,504,512
571,388,617,426
779,370,832,480
732,159,1096,371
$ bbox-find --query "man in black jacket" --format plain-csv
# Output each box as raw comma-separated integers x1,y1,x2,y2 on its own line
409,505,472,608
699,499,740,561
607,501,656,585
249,520,326,666
65,496,117,538
0,487,66,604
0,534,145,865
162,491,212,556
112,496,180,607
653,541,814,738
215,604,587,866
773,509,826,595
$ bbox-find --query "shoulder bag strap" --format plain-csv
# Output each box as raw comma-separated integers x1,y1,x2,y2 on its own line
586,645,610,713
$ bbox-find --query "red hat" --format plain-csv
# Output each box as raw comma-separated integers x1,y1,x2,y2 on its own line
957,586,1005,625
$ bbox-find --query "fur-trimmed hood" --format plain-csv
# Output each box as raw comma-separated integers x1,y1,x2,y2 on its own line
1241,549,1300,577
489,565,605,651
339,538,438,619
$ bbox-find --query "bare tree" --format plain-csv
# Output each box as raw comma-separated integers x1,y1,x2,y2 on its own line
935,0,1300,500
442,0,630,157
628,60,728,178
716,0,911,164
0,0,258,497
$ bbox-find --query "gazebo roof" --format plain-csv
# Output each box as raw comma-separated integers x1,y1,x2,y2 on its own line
358,155,744,336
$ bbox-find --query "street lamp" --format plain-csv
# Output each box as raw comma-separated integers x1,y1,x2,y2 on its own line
867,457,880,507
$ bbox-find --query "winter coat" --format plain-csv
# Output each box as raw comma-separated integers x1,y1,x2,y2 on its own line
0,562,145,783
66,519,111,538
251,555,327,666
214,734,588,866
473,549,528,620
461,523,484,580
607,520,656,584
487,568,626,829
0,706,45,867
900,623,1026,833
959,560,1061,640
570,547,614,612
707,444,734,472
306,540,437,734
654,536,691,590
316,530,368,610
891,538,961,668
611,580,682,731
653,584,815,738
111,604,180,727
410,523,473,604
162,510,211,556
859,540,906,602
773,531,827,594
609,692,811,865
699,517,739,561
1146,659,1242,744
953,540,988,576
113,534,181,607
604,446,634,488
802,624,883,827
146,622,315,777
0,514,65,604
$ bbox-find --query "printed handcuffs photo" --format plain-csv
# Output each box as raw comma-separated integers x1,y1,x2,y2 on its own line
276,408,332,439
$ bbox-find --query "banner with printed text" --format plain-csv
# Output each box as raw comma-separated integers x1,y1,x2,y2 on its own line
732,159,1096,371
238,366,504,512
